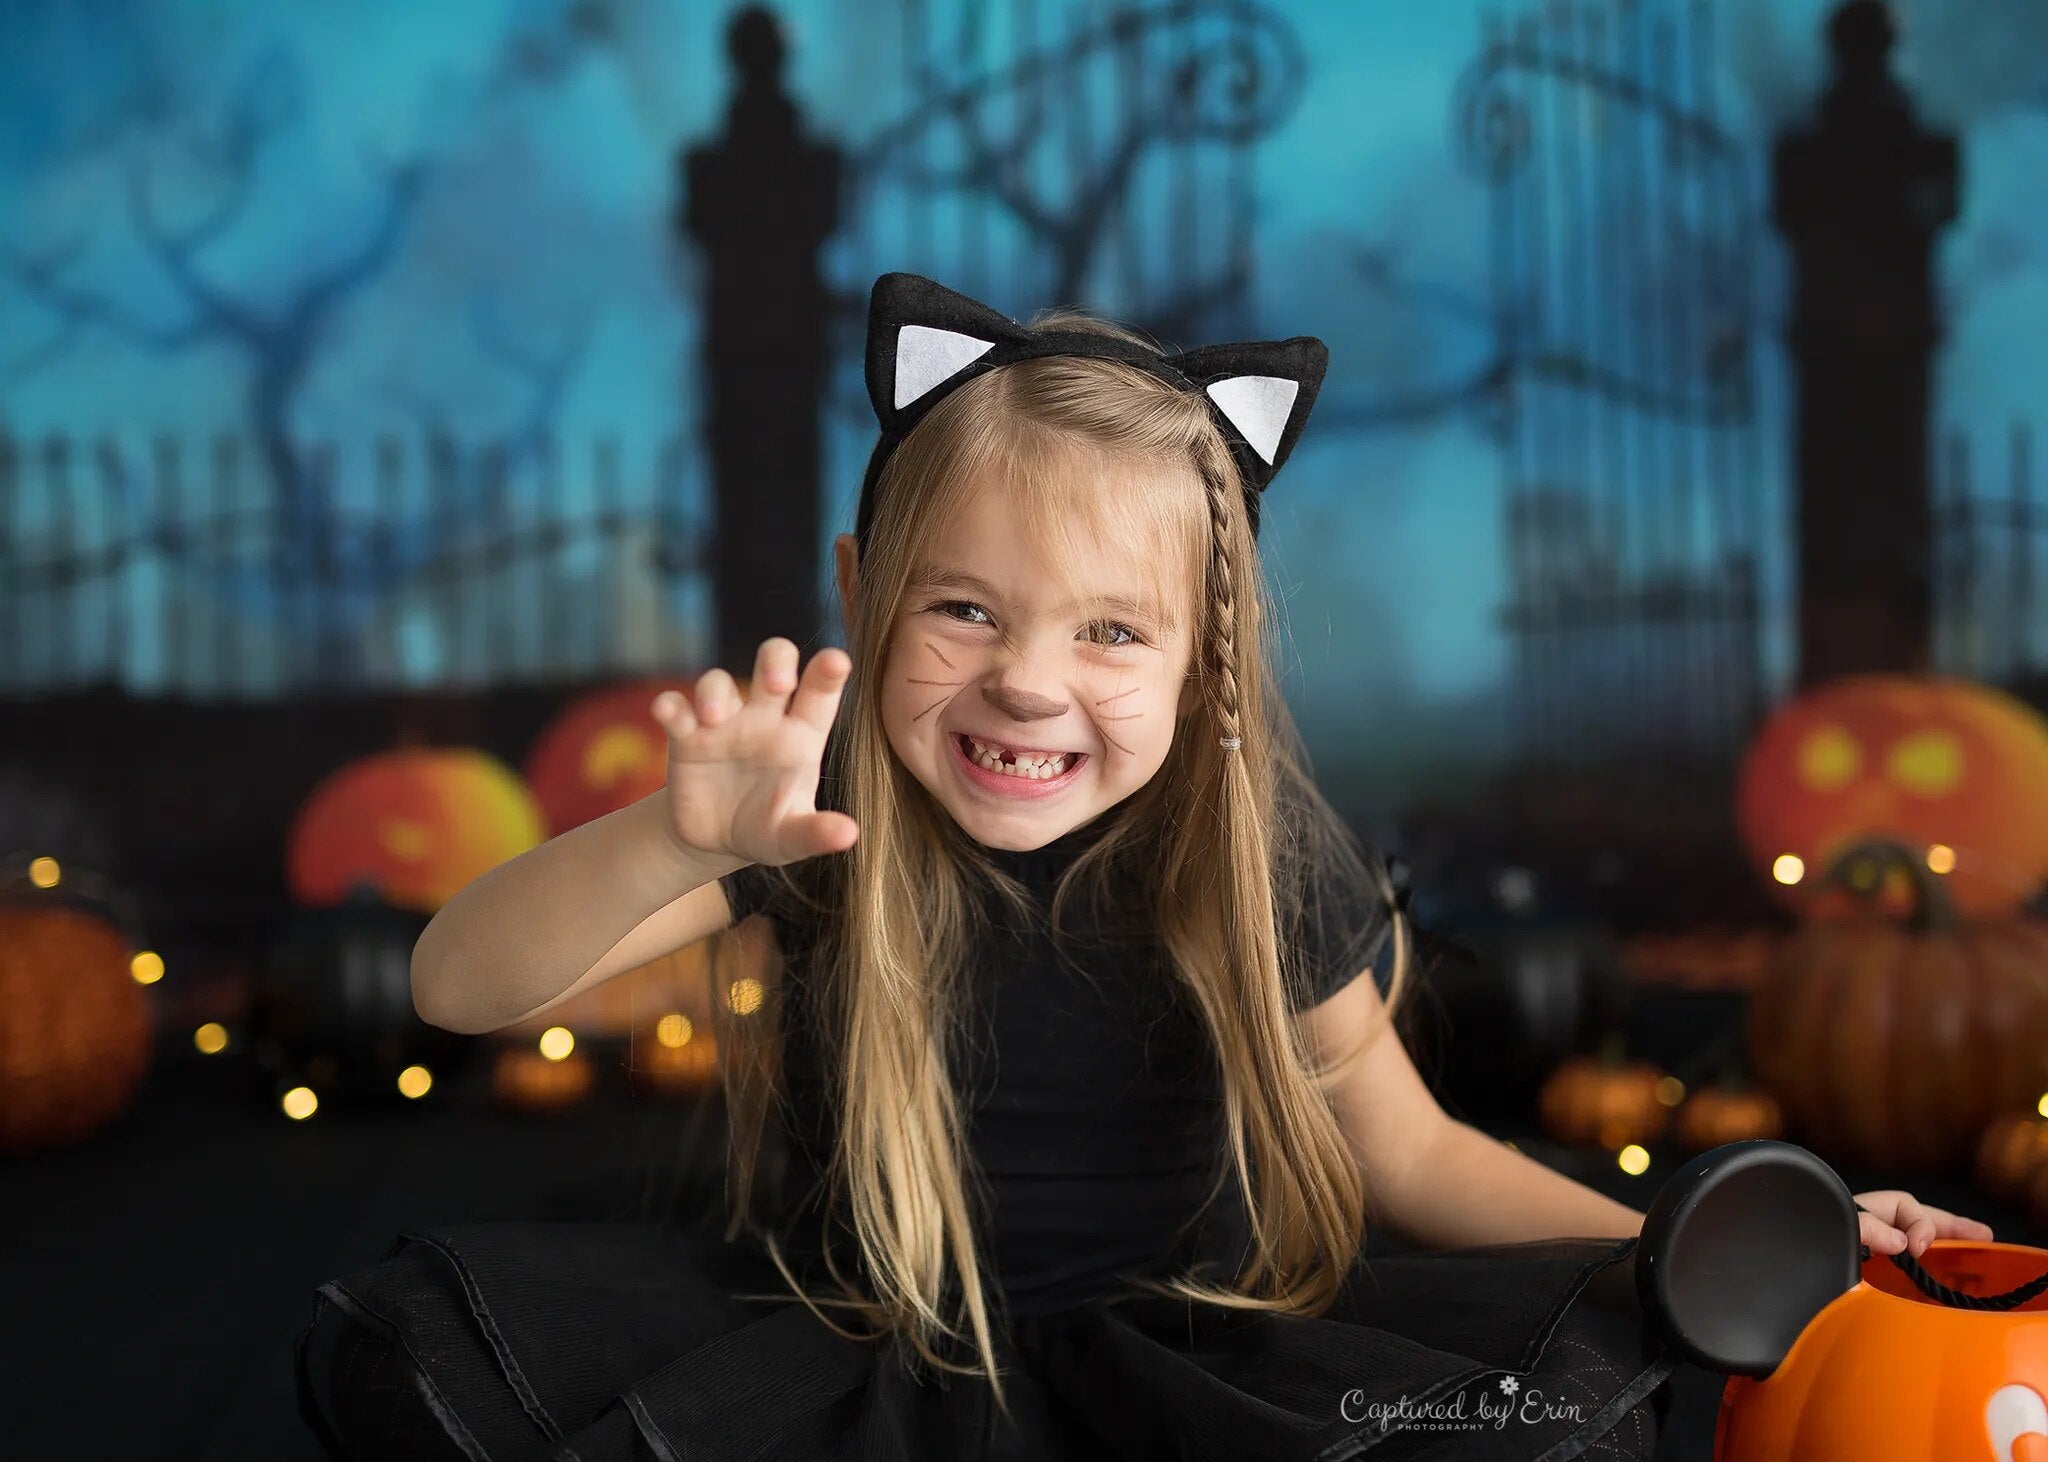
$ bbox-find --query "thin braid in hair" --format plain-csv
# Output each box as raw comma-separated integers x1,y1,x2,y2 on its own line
1203,470,1245,751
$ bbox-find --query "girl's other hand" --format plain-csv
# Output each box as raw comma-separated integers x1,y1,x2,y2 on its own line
649,637,860,868
1853,1189,1995,1259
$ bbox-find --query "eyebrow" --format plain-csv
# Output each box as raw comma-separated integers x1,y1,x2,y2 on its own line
910,567,1172,626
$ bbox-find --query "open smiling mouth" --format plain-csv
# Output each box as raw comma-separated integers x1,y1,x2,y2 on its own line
950,733,1088,794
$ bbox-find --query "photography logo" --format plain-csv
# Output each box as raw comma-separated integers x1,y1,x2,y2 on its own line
1341,1371,1592,1437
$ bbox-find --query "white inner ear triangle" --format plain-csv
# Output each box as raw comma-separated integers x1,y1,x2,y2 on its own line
895,324,996,410
1204,375,1299,465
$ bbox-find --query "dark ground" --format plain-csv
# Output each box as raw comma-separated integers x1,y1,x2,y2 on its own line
6,1010,2035,1462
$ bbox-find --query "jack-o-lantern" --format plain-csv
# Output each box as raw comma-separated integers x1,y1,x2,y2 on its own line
1639,1141,2048,1462
1748,841,2048,1172
525,676,752,836
1715,1241,2048,1459
1737,675,2048,917
288,749,544,913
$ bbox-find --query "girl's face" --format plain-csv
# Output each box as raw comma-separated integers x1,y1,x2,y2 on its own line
848,471,1200,852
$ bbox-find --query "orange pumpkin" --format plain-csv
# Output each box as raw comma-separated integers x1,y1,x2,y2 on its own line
287,749,544,912
1749,842,2048,1172
491,1044,594,1113
1978,1114,2048,1205
629,1016,721,1098
0,900,154,1152
524,676,753,836
1715,1239,2048,1459
525,679,693,835
1736,675,2048,917
1674,1085,1785,1155
1539,1044,1671,1149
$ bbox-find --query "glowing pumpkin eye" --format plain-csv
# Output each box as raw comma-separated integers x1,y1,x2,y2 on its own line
1797,725,1863,791
1888,730,1963,796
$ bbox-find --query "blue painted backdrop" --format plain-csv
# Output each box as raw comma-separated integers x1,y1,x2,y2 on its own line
3,0,2044,810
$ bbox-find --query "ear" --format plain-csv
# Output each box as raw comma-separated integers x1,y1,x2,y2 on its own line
866,272,1024,430
833,533,860,635
1634,1140,1862,1379
1166,337,1329,489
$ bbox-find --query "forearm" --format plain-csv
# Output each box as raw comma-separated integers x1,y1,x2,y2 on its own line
411,791,739,1035
1378,1118,1645,1249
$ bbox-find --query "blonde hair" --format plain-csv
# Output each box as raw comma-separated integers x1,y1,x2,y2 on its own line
709,305,1412,1411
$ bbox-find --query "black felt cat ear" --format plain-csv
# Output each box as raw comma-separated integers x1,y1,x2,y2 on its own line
1635,1140,1862,1379
1164,338,1328,490
865,272,1029,431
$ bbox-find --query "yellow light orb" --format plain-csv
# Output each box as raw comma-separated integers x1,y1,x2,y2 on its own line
282,1086,319,1120
655,1012,693,1048
2037,1092,2048,1120
1926,843,1958,876
193,1022,229,1055
396,1065,433,1099
1771,853,1805,886
1655,1077,1686,1108
538,1026,575,1061
728,978,764,1016
130,950,166,984
28,856,60,888
1617,1144,1651,1176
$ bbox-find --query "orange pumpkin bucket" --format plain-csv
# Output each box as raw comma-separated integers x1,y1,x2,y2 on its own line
1637,1141,2048,1462
1715,1240,2048,1460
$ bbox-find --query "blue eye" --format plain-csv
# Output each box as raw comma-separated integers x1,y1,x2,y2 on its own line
929,600,991,625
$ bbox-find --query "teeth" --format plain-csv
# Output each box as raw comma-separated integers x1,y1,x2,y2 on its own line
965,735,1071,780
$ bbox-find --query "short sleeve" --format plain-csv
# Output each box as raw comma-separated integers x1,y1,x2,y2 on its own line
1287,841,1397,1011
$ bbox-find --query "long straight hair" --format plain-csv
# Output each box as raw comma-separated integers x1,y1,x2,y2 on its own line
711,307,1412,1411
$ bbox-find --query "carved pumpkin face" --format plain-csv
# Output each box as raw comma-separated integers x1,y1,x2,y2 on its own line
1642,1142,2048,1462
287,750,544,913
525,676,750,835
1737,676,2048,917
1716,1242,2048,1461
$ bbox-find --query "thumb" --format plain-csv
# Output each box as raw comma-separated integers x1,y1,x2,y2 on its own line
779,811,860,862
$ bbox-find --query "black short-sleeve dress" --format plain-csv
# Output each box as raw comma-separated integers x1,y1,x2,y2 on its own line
297,820,1674,1461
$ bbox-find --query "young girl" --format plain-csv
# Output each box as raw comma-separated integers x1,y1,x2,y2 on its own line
300,272,1988,1461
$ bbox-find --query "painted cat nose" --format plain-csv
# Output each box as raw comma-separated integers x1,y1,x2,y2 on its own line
1988,1384,2048,1462
981,685,1068,721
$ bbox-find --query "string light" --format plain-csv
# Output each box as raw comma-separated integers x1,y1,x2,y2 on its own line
1617,1145,1651,1176
28,856,59,888
131,951,165,985
656,1013,693,1048
281,1087,319,1120
538,1027,575,1061
193,1023,228,1055
1925,844,1957,875
1771,854,1805,886
397,1066,433,1099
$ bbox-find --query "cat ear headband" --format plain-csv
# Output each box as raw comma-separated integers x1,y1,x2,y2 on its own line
854,271,1328,560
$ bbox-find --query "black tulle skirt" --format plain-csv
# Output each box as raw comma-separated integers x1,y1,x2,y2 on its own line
296,1222,1675,1461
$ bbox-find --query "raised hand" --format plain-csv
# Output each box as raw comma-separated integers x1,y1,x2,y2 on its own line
649,637,860,868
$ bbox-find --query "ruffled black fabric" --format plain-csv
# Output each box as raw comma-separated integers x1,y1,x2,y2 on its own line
299,1220,1672,1460
302,822,1673,1458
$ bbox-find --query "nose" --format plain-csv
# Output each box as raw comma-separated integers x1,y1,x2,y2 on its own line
981,684,1068,722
